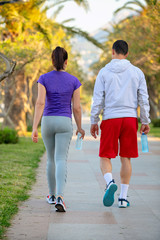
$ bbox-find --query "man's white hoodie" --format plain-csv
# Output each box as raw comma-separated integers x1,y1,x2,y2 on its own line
91,59,150,124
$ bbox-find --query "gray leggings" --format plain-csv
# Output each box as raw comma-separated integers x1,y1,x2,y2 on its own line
41,116,73,197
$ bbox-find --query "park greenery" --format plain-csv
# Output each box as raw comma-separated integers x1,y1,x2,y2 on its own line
0,0,160,133
0,137,45,238
0,127,18,144
91,0,160,120
0,0,160,238
0,0,102,133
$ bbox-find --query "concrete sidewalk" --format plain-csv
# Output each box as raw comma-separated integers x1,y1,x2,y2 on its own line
7,117,160,240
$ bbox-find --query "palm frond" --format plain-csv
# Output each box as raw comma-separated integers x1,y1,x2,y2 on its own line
40,1,66,12
61,18,75,24
53,22,104,49
46,0,89,11
132,0,145,9
73,0,89,10
115,6,142,15
52,5,64,19
34,0,46,7
114,0,145,15
35,23,51,44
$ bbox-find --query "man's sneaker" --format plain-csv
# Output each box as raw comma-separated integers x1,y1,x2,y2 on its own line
46,195,56,204
103,179,118,207
55,196,66,212
118,198,130,208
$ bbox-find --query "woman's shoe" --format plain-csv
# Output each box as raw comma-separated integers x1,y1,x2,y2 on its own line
55,196,66,212
46,195,56,204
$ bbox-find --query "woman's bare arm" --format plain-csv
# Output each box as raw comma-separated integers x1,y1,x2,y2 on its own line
72,88,85,139
32,83,46,142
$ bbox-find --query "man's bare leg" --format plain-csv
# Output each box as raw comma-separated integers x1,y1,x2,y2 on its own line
100,157,112,175
120,157,132,184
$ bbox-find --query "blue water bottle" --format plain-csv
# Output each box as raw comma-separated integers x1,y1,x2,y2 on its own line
141,132,149,152
76,132,83,150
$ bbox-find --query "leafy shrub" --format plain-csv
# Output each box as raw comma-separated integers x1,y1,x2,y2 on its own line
0,127,19,144
152,119,160,128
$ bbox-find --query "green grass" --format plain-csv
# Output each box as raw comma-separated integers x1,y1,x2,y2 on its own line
0,137,45,239
149,124,160,138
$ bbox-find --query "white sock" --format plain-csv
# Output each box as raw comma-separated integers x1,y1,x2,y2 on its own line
104,173,113,186
119,184,129,200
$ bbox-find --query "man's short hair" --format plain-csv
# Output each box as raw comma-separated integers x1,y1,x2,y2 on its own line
112,40,128,55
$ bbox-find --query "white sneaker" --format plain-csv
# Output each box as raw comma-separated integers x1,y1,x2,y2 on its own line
103,179,118,207
55,196,66,212
118,198,130,208
46,195,56,204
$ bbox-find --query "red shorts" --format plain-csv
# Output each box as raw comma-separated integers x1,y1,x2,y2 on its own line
99,117,138,158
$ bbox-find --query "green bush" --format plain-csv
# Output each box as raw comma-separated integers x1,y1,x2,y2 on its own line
0,127,19,144
152,119,160,128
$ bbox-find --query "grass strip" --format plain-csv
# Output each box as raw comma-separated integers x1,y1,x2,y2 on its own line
0,137,45,239
148,124,160,138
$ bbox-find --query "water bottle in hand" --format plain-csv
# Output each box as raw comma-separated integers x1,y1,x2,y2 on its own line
76,132,83,150
141,132,149,153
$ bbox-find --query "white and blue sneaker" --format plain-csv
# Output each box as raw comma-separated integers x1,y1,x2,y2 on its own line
118,198,130,208
55,196,66,212
46,195,56,204
103,179,118,207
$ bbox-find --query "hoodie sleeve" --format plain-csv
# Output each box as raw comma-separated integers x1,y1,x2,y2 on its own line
137,70,151,124
91,70,105,124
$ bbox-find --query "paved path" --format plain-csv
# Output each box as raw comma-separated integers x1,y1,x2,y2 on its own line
7,117,160,240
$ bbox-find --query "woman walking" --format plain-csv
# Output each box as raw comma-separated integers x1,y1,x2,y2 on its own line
32,46,85,212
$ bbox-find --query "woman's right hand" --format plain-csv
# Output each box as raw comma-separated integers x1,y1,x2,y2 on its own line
32,129,38,143
76,128,85,139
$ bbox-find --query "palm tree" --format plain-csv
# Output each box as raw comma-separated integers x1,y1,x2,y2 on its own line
0,0,102,84
0,0,101,82
0,0,103,132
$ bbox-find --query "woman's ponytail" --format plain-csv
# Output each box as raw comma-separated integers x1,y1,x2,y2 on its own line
52,46,68,71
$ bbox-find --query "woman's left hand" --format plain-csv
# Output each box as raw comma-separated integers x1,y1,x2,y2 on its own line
32,129,38,143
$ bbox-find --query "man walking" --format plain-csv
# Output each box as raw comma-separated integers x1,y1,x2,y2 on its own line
90,40,150,208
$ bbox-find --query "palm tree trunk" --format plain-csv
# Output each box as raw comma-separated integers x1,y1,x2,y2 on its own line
4,71,27,133
147,76,159,119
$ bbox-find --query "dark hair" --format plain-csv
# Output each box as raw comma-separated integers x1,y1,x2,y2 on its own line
112,40,128,55
51,46,68,71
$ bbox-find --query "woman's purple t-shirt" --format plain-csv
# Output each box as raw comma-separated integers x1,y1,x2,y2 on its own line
37,71,82,118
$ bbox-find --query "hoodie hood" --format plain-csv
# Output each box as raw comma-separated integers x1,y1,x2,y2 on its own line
105,59,131,73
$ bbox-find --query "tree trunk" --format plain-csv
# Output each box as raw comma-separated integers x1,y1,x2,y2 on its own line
147,75,160,119
0,52,16,82
4,71,27,133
